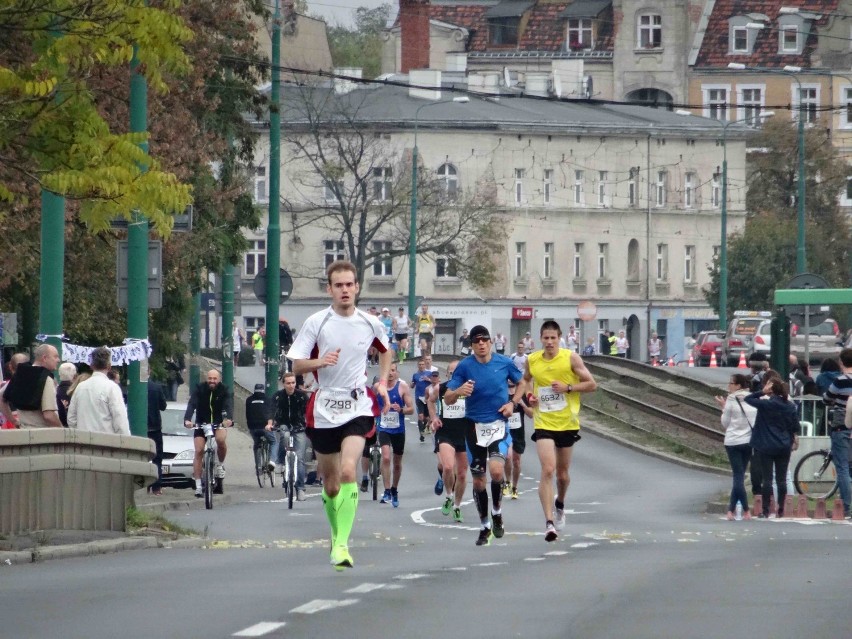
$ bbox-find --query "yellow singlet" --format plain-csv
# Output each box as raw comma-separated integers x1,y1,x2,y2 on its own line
528,349,581,432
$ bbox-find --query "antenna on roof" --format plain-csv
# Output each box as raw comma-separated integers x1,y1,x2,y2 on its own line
551,73,563,99
503,66,514,88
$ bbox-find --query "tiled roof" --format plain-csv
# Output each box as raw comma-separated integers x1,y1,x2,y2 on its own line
425,1,614,54
693,0,838,68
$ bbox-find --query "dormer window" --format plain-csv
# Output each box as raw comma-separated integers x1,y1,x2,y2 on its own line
781,26,798,51
728,16,764,55
732,27,748,52
567,19,593,50
485,0,534,46
777,13,810,55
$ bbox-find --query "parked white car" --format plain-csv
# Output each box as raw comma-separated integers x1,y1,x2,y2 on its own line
159,402,195,489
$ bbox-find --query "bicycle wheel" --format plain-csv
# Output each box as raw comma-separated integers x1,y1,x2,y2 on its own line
255,444,264,488
287,454,295,510
204,449,215,510
794,450,837,500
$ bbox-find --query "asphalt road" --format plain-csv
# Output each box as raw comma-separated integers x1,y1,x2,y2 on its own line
4,403,851,639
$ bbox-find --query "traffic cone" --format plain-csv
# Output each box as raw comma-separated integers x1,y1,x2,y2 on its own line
652,358,659,367
688,354,695,367
795,494,809,518
831,498,845,521
814,498,828,519
667,356,675,367
709,352,718,368
737,352,748,369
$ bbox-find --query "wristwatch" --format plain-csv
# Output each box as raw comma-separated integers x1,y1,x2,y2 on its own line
566,384,573,393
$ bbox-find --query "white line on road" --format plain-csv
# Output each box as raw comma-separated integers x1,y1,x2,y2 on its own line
290,599,359,614
232,621,287,636
345,583,386,594
394,573,429,580
472,562,508,567
524,557,545,562
544,550,570,556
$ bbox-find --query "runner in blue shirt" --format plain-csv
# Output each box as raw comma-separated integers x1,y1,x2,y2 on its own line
444,325,522,546
411,358,434,443
376,363,414,507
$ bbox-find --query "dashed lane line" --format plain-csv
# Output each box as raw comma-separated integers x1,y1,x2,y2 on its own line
290,599,359,614
232,622,287,637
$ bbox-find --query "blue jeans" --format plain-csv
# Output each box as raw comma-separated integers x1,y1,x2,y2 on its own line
725,444,752,512
830,429,851,515
276,429,308,489
250,430,277,469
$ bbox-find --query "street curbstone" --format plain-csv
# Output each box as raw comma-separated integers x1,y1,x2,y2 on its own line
0,550,34,566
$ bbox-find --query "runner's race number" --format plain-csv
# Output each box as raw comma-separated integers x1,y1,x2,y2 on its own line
475,419,506,447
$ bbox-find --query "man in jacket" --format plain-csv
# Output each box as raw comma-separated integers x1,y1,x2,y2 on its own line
0,345,61,429
147,377,168,495
273,372,309,500
68,347,130,435
246,383,275,473
184,369,234,497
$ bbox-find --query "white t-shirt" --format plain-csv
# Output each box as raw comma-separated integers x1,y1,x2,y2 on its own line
510,352,528,373
288,307,389,429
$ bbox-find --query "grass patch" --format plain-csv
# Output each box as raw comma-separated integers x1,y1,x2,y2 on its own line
126,507,197,537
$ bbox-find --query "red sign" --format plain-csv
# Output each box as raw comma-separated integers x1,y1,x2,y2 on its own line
512,306,533,320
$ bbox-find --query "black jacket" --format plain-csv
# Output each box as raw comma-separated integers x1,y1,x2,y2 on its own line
743,392,798,454
147,381,168,432
184,381,233,425
245,391,272,431
56,380,72,427
273,389,308,432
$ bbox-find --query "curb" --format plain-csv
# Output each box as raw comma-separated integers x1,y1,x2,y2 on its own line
1,536,160,565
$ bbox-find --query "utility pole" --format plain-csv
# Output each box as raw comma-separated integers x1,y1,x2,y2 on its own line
264,0,282,393
221,265,235,396
127,43,149,437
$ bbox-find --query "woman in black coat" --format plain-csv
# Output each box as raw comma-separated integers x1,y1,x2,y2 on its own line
744,378,800,518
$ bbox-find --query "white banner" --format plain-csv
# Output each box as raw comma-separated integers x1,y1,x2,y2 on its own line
36,335,152,366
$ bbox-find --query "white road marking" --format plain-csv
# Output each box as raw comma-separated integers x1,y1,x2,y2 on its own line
570,542,598,549
544,550,569,556
524,557,545,562
232,622,286,636
345,583,386,594
290,599,359,614
394,573,429,580
472,562,508,567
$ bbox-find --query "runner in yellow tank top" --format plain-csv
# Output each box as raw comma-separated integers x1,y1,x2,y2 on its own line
512,320,597,543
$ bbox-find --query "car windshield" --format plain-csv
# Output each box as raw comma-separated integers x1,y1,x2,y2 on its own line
162,408,190,436
759,323,771,336
705,334,722,343
804,321,836,337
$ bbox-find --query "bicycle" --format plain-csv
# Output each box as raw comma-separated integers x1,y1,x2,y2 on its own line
255,433,275,488
199,423,219,510
279,427,299,510
368,436,382,501
794,448,852,500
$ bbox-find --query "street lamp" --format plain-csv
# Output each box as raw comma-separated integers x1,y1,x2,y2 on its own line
408,95,469,345
728,62,807,273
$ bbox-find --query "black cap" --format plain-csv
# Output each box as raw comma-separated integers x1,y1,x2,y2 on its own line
430,370,440,376
748,352,767,363
254,383,265,391
470,325,490,341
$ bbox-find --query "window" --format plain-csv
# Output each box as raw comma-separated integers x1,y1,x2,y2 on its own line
656,243,668,281
324,240,346,268
436,255,458,278
684,172,695,209
597,243,608,279
514,242,526,279
711,173,721,208
543,169,553,204
628,167,638,207
844,88,852,127
489,17,519,45
795,86,819,125
244,239,266,277
781,25,798,52
638,14,661,48
841,177,852,207
543,242,554,279
438,163,459,201
372,240,392,276
573,170,584,205
597,171,609,206
372,167,392,202
245,317,264,338
567,18,593,49
684,245,695,283
738,86,764,125
573,243,583,278
655,171,666,207
703,86,729,121
732,26,748,52
514,168,524,204
323,179,343,202
253,167,268,203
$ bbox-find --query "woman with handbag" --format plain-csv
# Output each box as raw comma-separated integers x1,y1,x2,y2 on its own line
744,378,800,518
715,374,757,520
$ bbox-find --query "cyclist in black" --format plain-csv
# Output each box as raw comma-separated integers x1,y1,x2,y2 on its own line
274,371,309,500
246,383,275,474
184,369,233,497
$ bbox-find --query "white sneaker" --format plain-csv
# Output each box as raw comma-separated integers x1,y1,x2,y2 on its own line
297,488,306,501
267,461,276,472
554,507,566,531
215,464,226,479
194,486,203,498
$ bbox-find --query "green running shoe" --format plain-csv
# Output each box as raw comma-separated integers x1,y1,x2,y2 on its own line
452,507,463,523
330,545,354,571
441,496,453,516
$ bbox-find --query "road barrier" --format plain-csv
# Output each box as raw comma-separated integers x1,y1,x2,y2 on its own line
0,429,156,534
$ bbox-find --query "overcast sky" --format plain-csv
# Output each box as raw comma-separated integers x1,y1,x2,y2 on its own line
306,0,394,28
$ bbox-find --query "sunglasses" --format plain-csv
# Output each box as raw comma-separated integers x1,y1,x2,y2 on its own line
471,337,490,344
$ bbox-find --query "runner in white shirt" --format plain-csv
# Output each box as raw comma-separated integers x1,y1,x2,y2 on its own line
288,261,391,571
510,341,528,373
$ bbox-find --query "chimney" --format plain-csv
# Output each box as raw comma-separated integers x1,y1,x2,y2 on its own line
400,0,430,73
